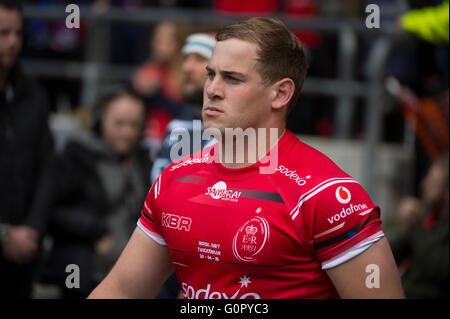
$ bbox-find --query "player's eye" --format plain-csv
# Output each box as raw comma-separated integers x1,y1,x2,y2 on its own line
226,76,241,83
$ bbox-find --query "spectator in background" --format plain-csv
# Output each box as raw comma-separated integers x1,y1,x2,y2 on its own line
390,153,449,298
39,86,152,298
395,0,449,193
151,32,217,183
23,0,90,113
133,20,189,159
0,0,55,299
399,0,448,92
400,0,449,44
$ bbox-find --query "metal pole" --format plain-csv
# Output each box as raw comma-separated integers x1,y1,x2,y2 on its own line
80,15,111,107
364,36,393,197
335,26,358,139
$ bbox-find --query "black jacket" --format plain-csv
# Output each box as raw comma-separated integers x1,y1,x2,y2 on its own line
0,65,54,236
41,132,152,296
390,210,449,298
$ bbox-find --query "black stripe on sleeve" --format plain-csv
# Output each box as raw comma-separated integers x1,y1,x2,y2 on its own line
142,209,153,223
314,212,379,250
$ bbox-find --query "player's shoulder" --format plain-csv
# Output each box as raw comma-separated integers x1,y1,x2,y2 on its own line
161,141,217,179
272,134,354,207
277,134,352,185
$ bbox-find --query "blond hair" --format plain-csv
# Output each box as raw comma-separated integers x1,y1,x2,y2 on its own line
216,17,309,114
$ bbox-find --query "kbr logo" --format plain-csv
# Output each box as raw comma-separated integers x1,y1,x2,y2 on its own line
335,186,351,204
162,213,192,231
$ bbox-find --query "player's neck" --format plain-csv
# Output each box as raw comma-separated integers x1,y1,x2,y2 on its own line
218,126,286,169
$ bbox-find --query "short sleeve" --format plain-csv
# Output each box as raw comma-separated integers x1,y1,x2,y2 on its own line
292,178,384,269
137,174,167,246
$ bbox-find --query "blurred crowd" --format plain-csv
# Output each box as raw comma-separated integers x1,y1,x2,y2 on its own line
0,0,448,298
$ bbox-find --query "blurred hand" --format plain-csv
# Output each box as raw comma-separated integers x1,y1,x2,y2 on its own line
1,225,39,265
94,234,114,255
397,196,423,236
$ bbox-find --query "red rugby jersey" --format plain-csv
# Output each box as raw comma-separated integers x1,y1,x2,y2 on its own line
138,130,384,299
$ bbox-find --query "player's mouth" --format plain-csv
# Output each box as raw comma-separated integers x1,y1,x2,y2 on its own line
204,106,224,116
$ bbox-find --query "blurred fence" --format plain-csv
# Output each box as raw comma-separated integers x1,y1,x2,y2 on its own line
21,5,413,198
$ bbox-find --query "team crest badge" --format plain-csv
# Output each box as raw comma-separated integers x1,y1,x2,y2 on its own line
232,216,270,263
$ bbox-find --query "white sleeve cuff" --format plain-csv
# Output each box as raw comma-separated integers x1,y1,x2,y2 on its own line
321,230,384,270
137,219,167,246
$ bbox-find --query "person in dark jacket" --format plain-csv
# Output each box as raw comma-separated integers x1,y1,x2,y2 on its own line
40,86,152,298
0,1,55,299
390,153,449,298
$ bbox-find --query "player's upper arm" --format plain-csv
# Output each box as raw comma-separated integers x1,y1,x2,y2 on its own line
325,237,405,298
88,226,173,299
293,178,384,265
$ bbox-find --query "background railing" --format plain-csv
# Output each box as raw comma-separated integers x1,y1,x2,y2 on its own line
21,5,413,198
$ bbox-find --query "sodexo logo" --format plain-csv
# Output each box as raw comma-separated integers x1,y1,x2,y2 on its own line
335,186,351,204
181,275,260,299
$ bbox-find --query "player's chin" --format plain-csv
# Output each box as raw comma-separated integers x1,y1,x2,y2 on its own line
202,112,218,124
203,119,226,135
202,118,217,130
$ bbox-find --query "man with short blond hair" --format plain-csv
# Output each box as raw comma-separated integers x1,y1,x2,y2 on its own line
89,18,404,299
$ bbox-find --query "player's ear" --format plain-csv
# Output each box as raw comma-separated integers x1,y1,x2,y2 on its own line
271,78,295,111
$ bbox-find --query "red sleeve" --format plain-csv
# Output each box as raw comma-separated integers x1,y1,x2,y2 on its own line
292,178,384,269
137,174,167,246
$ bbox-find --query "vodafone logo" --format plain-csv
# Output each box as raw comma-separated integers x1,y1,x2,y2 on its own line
335,186,351,204
327,203,369,224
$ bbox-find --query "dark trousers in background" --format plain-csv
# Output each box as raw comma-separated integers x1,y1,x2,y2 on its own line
0,258,37,299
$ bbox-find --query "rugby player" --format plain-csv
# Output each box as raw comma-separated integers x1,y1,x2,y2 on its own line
89,17,404,299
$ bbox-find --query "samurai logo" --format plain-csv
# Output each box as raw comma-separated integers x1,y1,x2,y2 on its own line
205,181,241,201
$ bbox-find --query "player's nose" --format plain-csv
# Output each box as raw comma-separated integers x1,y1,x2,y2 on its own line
205,76,224,100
